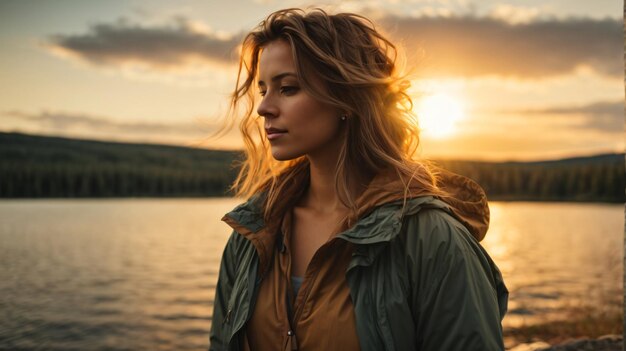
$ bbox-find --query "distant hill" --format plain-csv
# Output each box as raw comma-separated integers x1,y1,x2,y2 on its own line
0,132,241,198
0,132,623,202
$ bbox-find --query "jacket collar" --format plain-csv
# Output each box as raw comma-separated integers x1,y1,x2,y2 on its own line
222,165,490,272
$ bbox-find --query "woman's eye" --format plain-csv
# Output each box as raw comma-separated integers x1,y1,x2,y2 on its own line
280,86,299,95
259,90,267,97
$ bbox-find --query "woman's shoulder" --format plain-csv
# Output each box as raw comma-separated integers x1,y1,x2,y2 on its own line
394,201,500,283
405,204,509,319
399,203,507,301
412,205,474,239
400,205,479,256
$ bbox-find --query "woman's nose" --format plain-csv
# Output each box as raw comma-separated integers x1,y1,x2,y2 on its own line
257,94,278,119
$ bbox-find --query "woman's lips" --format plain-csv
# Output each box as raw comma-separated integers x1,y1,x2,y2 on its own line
265,128,287,140
266,131,287,140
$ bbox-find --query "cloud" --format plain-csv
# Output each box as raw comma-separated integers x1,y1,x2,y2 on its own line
4,109,214,135
2,109,243,149
499,100,624,133
381,15,622,78
45,17,242,72
487,4,541,24
44,14,621,80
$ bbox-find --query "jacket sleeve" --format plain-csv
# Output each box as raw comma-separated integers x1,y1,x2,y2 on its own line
406,208,507,351
209,231,239,351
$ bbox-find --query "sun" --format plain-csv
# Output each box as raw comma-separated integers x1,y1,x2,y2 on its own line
416,93,465,138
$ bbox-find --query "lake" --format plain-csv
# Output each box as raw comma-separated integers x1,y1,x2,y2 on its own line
0,199,623,350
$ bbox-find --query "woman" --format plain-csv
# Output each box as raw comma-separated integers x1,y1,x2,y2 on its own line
210,8,508,351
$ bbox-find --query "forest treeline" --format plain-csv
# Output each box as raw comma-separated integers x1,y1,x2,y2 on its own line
0,132,239,198
1,132,624,202
433,156,624,203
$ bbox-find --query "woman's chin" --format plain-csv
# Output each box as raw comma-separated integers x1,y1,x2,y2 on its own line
270,148,301,161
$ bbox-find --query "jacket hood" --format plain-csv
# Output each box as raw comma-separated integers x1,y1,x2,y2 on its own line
352,165,490,242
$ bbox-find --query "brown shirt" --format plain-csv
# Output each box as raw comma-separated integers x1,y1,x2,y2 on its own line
242,209,360,351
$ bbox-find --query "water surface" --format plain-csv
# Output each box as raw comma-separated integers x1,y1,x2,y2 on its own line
0,199,622,350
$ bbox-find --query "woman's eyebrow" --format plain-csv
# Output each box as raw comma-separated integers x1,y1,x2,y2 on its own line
258,72,297,86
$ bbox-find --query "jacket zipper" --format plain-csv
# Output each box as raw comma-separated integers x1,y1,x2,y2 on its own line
283,238,339,350
287,329,298,350
284,282,301,350
283,234,299,350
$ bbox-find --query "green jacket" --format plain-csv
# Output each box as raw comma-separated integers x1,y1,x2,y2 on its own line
209,192,508,350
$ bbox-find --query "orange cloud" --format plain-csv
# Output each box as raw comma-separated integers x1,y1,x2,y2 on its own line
381,15,622,78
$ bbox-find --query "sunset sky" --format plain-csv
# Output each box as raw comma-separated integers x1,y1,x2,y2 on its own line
0,0,623,161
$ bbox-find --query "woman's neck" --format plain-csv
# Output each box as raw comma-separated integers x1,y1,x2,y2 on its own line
301,155,370,214
305,160,344,213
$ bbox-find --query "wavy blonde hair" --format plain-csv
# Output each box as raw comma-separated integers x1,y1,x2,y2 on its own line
226,8,452,223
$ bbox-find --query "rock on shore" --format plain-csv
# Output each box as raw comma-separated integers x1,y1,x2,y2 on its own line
509,335,623,351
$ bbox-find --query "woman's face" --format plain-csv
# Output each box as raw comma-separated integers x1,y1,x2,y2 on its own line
256,40,343,161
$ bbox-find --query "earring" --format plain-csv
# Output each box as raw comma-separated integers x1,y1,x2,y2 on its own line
340,114,347,121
